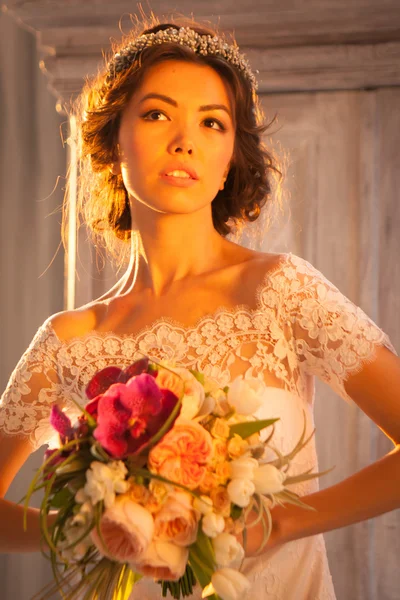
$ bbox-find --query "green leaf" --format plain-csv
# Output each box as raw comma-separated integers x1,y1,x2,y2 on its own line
229,418,279,439
189,369,205,386
50,487,74,508
230,504,243,520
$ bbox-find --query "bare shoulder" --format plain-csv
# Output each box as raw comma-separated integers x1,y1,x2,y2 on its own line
49,303,104,343
246,249,290,278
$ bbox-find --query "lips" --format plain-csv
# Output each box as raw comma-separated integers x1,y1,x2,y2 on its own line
162,164,199,180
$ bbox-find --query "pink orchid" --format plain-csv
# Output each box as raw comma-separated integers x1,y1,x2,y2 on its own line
93,372,179,459
84,357,158,424
50,405,74,442
85,358,155,401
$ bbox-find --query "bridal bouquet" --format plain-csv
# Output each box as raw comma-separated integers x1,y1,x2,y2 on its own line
23,356,324,600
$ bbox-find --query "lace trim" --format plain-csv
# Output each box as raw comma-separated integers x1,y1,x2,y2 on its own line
1,252,397,453
47,253,292,347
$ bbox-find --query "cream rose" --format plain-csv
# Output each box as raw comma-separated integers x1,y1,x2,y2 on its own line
202,512,225,538
253,464,286,495
212,532,245,568
91,495,154,563
227,478,255,508
154,492,198,547
211,568,251,600
158,367,205,421
136,541,188,581
193,495,214,515
227,375,266,415
229,456,259,480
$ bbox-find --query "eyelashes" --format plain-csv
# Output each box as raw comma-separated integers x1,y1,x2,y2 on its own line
141,110,227,132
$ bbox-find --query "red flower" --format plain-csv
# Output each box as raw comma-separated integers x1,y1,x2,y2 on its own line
84,357,158,423
85,397,100,420
85,358,155,400
93,373,179,459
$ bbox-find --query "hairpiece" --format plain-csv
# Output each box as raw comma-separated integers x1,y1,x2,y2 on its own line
105,26,259,92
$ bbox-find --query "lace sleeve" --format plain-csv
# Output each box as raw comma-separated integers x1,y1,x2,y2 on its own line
0,318,65,452
286,255,398,403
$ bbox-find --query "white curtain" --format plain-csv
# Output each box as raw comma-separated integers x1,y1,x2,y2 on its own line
0,10,66,599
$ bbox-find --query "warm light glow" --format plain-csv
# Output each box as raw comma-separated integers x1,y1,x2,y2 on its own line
65,114,77,310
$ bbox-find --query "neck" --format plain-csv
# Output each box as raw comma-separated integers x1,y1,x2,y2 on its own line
122,202,233,298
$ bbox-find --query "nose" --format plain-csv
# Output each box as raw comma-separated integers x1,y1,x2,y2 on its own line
173,145,193,155
168,127,195,155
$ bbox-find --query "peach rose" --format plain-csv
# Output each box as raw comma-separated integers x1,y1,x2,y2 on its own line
227,435,249,459
128,482,150,505
198,468,220,494
148,420,213,490
211,418,231,439
154,491,199,546
215,461,231,486
136,541,188,581
156,369,186,399
91,495,153,563
212,438,228,464
210,486,231,517
145,481,170,514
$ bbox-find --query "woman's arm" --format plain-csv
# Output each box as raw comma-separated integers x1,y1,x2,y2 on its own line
242,345,400,556
0,497,57,553
242,443,400,556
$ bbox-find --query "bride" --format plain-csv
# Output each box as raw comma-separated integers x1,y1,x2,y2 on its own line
1,14,399,600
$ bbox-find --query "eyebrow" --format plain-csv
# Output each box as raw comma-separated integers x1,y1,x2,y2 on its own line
138,93,232,118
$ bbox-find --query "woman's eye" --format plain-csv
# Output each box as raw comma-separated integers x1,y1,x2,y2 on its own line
143,110,167,121
142,111,226,131
204,118,226,131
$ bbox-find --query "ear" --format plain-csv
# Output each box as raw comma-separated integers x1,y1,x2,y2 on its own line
219,163,232,190
109,162,121,176
109,143,122,175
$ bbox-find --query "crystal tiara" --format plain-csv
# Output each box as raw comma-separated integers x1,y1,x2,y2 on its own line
105,26,259,92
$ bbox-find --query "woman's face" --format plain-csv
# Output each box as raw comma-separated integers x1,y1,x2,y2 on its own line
116,59,236,217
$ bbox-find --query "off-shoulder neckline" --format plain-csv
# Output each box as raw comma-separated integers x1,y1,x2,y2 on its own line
45,252,293,348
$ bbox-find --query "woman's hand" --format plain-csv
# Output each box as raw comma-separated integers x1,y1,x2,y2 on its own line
236,504,285,558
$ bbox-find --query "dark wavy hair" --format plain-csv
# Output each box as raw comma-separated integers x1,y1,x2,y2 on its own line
63,14,284,269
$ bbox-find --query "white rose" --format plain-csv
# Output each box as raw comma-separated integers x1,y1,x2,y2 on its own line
253,464,286,495
212,533,245,568
75,487,89,504
227,375,266,415
136,541,188,581
229,456,259,480
84,477,106,506
193,495,214,515
211,568,251,600
84,461,130,508
227,479,255,508
170,368,205,420
202,512,225,538
58,513,93,563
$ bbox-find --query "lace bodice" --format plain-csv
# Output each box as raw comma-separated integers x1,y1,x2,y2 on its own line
1,252,397,600
1,252,396,453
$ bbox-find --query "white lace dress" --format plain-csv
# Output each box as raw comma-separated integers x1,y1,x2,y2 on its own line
1,253,397,600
